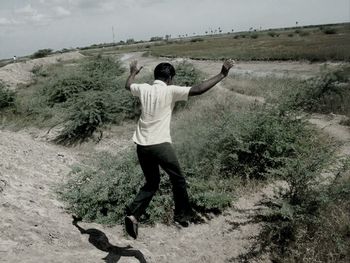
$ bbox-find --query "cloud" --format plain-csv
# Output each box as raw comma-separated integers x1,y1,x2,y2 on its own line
13,4,51,25
53,6,71,17
15,4,37,16
0,18,14,26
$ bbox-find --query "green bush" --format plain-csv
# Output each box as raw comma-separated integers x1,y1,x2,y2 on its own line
31,65,48,77
191,106,318,180
53,89,137,145
322,27,337,34
172,61,203,111
59,97,330,225
268,31,278,37
0,82,15,109
31,49,53,59
283,68,350,117
174,61,203,87
299,31,310,36
254,158,349,263
59,151,142,224
190,38,204,43
23,56,136,144
250,33,259,39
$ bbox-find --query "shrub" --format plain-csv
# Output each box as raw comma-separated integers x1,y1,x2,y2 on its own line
0,82,15,109
42,75,102,106
31,65,48,77
268,31,278,37
322,27,337,34
288,33,294,37
190,38,204,43
172,61,203,111
283,68,350,117
299,31,310,36
31,48,53,58
53,89,137,145
174,61,203,87
150,36,163,42
126,38,135,44
253,157,349,263
193,106,317,180
24,56,135,144
250,34,259,39
59,151,143,224
60,96,331,225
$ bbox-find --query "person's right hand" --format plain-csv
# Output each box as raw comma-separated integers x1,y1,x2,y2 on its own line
220,59,235,77
130,60,143,75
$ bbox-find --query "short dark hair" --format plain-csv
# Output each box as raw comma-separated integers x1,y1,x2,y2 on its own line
154,63,175,81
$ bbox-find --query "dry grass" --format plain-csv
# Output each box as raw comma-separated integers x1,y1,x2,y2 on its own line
149,24,350,61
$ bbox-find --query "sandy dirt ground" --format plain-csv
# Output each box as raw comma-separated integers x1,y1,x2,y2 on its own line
0,52,84,90
1,51,349,263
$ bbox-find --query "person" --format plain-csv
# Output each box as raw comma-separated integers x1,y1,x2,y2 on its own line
124,59,235,239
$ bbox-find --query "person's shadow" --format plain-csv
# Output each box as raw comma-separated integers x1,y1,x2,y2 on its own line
72,216,147,263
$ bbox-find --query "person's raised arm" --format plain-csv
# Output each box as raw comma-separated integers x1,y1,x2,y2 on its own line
125,60,143,91
189,59,234,96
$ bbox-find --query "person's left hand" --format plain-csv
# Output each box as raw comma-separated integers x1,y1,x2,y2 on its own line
220,59,235,77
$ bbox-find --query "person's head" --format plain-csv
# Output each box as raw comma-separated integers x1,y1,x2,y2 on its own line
154,62,175,85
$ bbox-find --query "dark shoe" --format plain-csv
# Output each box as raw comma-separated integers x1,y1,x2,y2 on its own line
174,209,204,227
174,217,189,227
174,212,193,227
125,215,138,239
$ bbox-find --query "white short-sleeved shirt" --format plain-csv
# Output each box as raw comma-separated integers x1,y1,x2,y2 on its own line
130,80,191,145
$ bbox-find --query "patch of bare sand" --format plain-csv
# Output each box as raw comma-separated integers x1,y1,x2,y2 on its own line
0,124,276,263
0,52,84,90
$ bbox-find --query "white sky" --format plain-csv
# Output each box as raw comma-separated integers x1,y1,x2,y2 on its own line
0,0,349,59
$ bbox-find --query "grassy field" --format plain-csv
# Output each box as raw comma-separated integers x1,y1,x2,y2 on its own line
1,23,348,67
79,23,350,62
149,24,350,61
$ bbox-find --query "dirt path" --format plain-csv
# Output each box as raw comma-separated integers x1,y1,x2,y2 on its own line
1,52,349,263
0,126,275,263
120,51,346,80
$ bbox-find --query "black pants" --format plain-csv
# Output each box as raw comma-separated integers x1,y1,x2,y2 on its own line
126,142,191,220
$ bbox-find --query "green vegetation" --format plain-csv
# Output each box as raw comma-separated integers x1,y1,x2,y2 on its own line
1,57,203,144
31,48,53,59
59,77,333,225
248,159,350,263
284,67,350,117
173,61,203,86
147,24,349,61
0,82,15,109
268,31,279,37
322,27,338,34
10,56,141,144
234,68,350,262
78,24,349,62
